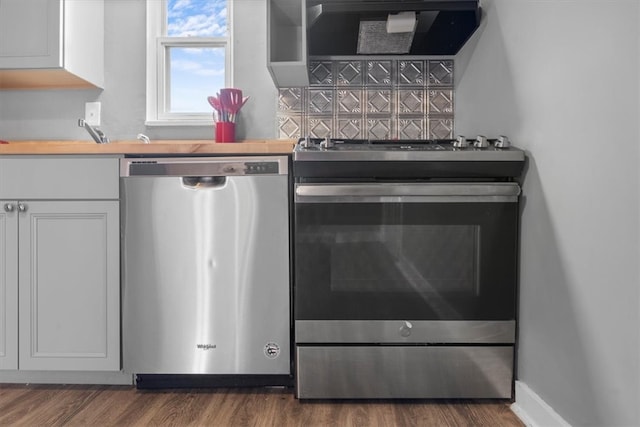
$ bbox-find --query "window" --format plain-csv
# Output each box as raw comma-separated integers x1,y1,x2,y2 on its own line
146,0,231,125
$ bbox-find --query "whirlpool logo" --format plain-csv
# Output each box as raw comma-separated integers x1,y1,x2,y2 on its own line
197,344,216,350
264,342,280,359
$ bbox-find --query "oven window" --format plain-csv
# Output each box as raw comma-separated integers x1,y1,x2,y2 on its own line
328,224,478,295
295,202,518,321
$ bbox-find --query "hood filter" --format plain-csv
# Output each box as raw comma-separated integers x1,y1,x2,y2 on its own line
357,20,415,54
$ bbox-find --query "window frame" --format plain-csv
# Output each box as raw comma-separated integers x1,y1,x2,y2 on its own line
145,0,233,126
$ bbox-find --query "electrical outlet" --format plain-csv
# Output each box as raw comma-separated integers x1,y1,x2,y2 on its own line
85,102,101,126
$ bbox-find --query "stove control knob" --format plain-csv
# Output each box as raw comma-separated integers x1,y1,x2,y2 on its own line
473,135,489,148
495,135,511,148
453,135,469,148
399,321,413,337
320,137,334,149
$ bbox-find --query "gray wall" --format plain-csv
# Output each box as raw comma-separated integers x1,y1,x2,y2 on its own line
456,1,639,425
1,1,639,425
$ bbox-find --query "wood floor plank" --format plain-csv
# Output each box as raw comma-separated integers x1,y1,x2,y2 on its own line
0,385,34,424
115,390,175,426
190,389,257,426
145,391,218,426
0,384,525,426
0,385,102,426
63,386,137,426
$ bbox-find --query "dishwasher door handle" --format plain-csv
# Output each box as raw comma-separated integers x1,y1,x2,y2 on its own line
181,176,227,189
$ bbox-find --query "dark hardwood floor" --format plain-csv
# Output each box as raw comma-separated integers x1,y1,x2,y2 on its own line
0,384,524,426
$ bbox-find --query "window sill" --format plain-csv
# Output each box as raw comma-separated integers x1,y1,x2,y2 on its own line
145,119,215,127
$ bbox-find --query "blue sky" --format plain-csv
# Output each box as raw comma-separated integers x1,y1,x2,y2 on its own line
167,0,227,113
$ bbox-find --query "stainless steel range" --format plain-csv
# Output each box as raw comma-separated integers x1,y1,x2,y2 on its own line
292,136,525,399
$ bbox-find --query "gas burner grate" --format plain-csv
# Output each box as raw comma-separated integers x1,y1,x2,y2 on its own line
297,137,456,146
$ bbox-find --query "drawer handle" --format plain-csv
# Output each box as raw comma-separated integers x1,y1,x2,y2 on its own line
4,203,14,212
17,203,27,212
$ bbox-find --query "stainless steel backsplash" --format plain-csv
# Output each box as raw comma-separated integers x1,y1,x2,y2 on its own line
277,60,454,140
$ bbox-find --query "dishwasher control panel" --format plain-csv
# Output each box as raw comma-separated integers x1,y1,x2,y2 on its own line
245,162,279,174
121,156,288,177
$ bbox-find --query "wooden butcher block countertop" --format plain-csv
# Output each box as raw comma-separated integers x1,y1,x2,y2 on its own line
0,139,296,155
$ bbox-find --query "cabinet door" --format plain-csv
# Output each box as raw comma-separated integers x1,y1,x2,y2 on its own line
18,200,119,371
0,0,62,69
0,201,18,370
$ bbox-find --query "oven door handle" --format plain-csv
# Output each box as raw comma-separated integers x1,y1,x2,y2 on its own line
295,183,521,203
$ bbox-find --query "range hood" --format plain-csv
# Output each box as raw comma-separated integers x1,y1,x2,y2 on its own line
307,0,481,56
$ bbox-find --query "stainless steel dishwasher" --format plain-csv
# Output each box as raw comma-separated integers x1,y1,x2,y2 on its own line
120,156,290,387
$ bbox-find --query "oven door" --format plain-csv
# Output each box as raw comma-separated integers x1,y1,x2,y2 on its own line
294,182,520,343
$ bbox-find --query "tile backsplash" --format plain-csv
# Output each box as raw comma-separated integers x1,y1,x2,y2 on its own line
277,60,454,140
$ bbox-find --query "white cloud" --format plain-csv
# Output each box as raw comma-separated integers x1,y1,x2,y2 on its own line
166,0,228,112
171,59,225,77
168,0,227,37
177,47,226,57
172,58,202,72
170,0,192,16
197,68,225,77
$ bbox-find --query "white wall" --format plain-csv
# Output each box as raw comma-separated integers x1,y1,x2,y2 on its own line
232,0,278,139
456,1,640,425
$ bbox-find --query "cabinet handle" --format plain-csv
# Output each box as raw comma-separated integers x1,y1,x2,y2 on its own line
3,203,14,212
17,203,27,212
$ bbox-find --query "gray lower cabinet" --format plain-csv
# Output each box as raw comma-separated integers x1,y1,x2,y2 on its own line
0,156,120,372
0,204,18,370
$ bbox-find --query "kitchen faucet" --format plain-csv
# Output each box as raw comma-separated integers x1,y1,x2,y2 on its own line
78,119,109,144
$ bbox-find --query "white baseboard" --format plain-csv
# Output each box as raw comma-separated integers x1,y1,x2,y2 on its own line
511,381,571,427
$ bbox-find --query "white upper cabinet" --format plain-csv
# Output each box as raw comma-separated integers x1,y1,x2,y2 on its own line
0,0,104,89
267,0,309,87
